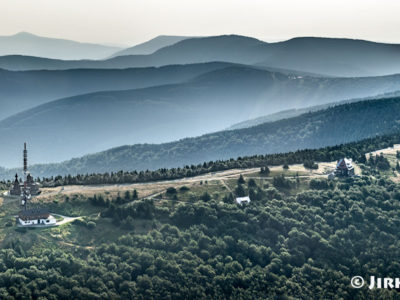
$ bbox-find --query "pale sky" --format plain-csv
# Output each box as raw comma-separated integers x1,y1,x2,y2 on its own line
1,0,399,46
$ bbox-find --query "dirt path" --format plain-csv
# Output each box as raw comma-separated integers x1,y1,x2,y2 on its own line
52,214,82,226
220,179,232,193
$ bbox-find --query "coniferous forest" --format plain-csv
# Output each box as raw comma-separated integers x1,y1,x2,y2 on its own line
0,133,400,298
1,157,400,298
36,131,400,187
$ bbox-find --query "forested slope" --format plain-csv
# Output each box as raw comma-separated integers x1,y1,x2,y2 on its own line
0,62,231,120
1,150,400,298
3,97,400,178
1,66,400,167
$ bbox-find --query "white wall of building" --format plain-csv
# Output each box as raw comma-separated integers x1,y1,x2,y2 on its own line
18,215,57,226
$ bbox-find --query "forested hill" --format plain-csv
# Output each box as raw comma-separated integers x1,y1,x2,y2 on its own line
1,65,400,167
3,135,400,299
228,90,400,130
0,62,232,120
3,96,400,178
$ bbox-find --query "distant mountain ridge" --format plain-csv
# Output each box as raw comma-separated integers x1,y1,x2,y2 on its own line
109,35,192,57
0,35,400,76
2,96,400,178
0,62,232,120
228,90,400,130
0,65,399,167
0,32,122,60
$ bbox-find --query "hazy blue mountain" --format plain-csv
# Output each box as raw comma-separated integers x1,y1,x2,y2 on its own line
0,35,262,71
0,62,232,120
109,35,191,57
0,65,399,167
1,35,400,76
256,37,400,77
2,96,400,178
0,32,122,60
228,90,400,130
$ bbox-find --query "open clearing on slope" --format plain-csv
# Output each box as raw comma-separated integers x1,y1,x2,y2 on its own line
0,156,367,249
369,144,400,157
368,144,400,182
35,161,342,202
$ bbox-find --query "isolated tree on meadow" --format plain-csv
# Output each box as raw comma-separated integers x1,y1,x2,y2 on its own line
260,166,270,175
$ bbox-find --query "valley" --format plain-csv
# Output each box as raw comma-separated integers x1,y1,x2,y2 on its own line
1,96,398,177
1,35,400,170
2,84,400,170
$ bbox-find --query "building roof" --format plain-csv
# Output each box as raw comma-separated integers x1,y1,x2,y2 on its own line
236,196,251,204
336,158,354,170
18,208,50,220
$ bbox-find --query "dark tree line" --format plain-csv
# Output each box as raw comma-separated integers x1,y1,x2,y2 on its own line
39,132,400,187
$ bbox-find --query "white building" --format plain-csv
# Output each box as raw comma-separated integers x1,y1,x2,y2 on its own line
236,196,251,205
17,208,57,226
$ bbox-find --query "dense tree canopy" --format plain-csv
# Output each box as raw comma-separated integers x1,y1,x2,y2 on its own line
1,163,400,298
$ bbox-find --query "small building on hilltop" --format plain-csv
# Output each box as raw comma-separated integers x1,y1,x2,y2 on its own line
335,158,355,176
236,196,251,205
18,208,56,226
10,173,40,196
13,143,56,227
10,174,21,196
9,143,40,196
328,158,355,179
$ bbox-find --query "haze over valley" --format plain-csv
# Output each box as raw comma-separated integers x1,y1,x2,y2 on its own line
0,32,399,172
1,96,399,178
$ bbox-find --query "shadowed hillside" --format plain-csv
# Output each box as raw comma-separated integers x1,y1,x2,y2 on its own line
0,66,399,167
228,90,400,130
2,96,400,177
0,62,232,120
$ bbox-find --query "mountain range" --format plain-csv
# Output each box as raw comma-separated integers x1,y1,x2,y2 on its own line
228,90,400,130
0,62,232,120
109,35,191,57
0,32,122,60
1,65,400,167
1,35,400,77
1,96,399,179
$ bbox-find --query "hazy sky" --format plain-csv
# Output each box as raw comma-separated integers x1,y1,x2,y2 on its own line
1,0,399,46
